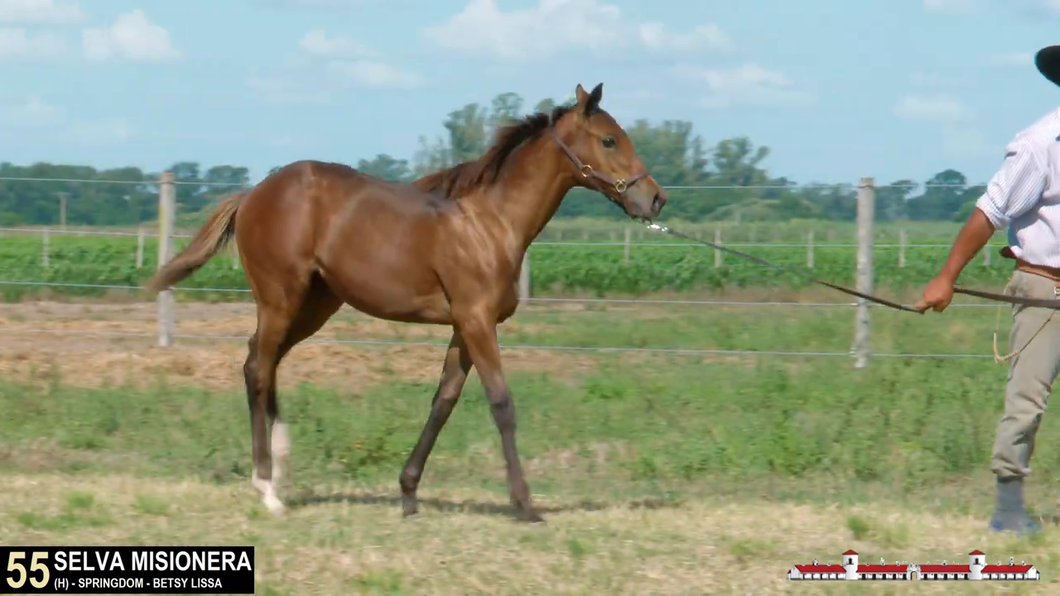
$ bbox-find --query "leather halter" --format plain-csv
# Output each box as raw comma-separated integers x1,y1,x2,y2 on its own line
548,130,647,195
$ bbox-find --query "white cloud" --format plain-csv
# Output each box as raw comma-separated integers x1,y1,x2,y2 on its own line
425,0,728,61
1030,0,1060,15
909,71,967,88
670,63,815,109
987,52,1032,67
299,28,373,57
327,59,421,88
425,0,618,60
82,10,180,62
941,125,993,157
247,30,420,102
923,0,976,14
638,22,731,53
0,94,65,127
0,27,65,60
0,0,83,24
63,117,133,146
893,92,991,156
893,94,975,123
263,0,367,7
0,94,132,146
246,71,333,105
610,88,660,105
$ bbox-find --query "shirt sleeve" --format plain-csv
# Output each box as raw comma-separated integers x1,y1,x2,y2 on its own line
974,143,1048,229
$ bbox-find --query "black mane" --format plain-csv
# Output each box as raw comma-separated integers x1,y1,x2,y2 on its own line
416,103,576,199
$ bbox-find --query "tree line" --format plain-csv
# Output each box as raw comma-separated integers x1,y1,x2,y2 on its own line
0,91,984,227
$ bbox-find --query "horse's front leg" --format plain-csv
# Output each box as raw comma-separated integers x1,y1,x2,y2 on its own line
454,309,542,523
398,331,472,517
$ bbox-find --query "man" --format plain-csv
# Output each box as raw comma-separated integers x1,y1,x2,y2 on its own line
915,44,1060,535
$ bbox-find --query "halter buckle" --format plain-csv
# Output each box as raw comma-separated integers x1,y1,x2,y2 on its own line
579,164,593,178
614,179,627,194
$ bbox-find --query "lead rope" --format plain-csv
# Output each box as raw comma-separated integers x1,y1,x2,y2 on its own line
991,279,1056,363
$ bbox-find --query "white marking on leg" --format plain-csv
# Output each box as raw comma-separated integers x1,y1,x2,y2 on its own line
252,471,285,515
271,421,290,485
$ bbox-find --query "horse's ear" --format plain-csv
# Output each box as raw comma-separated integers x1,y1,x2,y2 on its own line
575,84,589,106
584,83,603,114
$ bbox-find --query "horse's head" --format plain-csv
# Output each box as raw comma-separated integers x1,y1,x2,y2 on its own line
551,82,667,221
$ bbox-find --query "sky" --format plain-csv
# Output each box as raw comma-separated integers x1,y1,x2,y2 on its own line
3,0,1060,188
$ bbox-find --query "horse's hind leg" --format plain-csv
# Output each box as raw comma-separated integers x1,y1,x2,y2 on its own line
399,331,473,516
268,275,343,495
244,273,340,514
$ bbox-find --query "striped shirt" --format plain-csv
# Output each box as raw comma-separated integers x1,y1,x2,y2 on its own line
975,107,1060,267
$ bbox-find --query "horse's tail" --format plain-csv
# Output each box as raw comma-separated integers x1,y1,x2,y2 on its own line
143,190,246,296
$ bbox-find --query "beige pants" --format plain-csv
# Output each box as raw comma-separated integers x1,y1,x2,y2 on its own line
991,270,1060,479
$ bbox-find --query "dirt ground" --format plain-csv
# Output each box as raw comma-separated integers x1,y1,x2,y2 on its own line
0,287,972,392
0,301,609,392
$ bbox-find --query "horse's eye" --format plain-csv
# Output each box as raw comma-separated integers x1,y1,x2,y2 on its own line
601,136,616,148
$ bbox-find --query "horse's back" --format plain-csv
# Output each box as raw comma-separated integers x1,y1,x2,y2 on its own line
284,160,453,215
238,160,455,321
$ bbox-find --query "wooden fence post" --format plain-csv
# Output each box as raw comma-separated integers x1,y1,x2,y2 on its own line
714,227,722,267
806,230,814,269
57,192,67,229
623,227,631,265
898,228,906,268
854,177,875,369
518,251,531,301
42,229,49,268
157,172,176,348
136,227,145,268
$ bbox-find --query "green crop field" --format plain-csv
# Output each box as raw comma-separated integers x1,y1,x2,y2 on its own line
0,219,1016,302
0,298,1056,594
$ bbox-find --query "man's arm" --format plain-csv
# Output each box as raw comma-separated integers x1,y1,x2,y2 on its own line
916,144,1049,313
936,208,996,284
940,145,1047,283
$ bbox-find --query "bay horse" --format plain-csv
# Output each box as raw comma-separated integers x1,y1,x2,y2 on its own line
145,83,668,523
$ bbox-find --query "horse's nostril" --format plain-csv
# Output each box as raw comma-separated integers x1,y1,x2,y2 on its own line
652,193,663,211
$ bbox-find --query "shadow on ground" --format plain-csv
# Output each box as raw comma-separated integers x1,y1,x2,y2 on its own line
285,490,683,520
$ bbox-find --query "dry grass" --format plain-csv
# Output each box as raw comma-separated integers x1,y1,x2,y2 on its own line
0,301,604,391
0,474,1052,595
0,300,778,391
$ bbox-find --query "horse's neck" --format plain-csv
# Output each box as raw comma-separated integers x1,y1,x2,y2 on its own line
489,136,575,251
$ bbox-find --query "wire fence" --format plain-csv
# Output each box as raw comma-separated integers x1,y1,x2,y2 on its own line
0,174,1011,365
0,279,1002,309
3,327,997,360
0,175,981,190
0,225,993,248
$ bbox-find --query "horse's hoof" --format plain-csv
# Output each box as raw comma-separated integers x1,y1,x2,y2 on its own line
522,510,546,524
263,495,286,516
401,496,419,519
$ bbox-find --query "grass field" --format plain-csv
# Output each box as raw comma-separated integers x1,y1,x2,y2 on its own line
2,295,1059,594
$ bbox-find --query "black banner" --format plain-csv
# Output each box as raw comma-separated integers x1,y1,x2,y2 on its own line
0,547,254,594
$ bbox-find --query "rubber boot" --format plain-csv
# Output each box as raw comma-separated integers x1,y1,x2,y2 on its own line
989,476,1042,535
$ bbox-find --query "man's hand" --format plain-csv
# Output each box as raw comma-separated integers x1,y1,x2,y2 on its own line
914,275,956,313
913,207,998,314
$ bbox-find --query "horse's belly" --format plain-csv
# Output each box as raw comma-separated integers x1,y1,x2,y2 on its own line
318,262,451,324
361,292,453,325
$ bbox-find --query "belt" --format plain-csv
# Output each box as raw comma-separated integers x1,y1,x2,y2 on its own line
1000,246,1060,284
